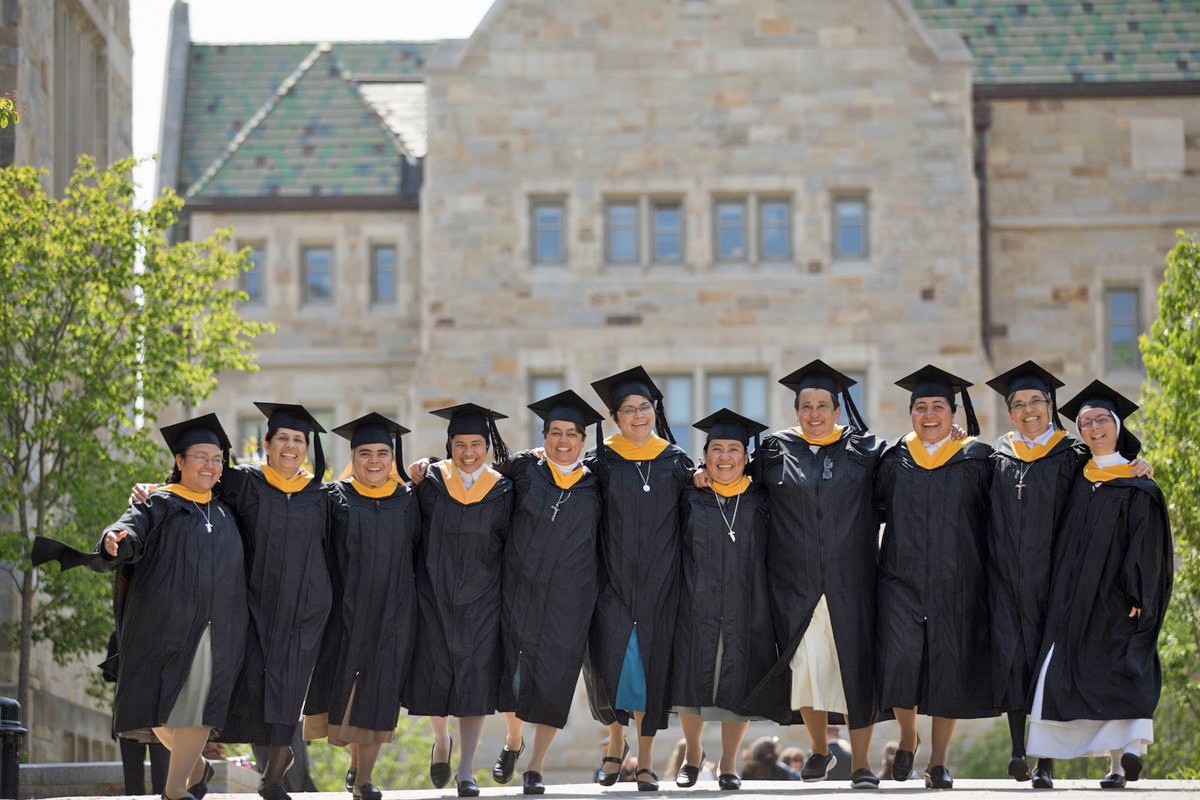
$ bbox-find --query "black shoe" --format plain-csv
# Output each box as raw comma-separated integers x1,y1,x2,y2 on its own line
718,774,741,791
430,734,454,789
595,739,629,786
1032,765,1054,789
162,794,197,800
891,736,919,781
802,751,837,782
676,750,705,787
457,777,480,797
851,769,880,790
636,768,660,791
1100,773,1126,789
188,758,215,799
345,767,357,792
493,738,525,784
353,785,383,800
924,765,953,789
1008,756,1031,782
257,782,290,800
523,771,546,795
1120,753,1143,781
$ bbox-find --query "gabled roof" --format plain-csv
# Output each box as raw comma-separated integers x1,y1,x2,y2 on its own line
912,0,1200,84
178,40,434,198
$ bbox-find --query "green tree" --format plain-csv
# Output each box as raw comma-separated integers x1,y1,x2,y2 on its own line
0,155,272,727
1139,231,1200,779
0,95,18,128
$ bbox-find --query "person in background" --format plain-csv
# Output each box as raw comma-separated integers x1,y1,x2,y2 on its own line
739,737,802,781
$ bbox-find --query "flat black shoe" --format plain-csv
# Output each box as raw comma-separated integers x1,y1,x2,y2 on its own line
258,782,290,800
345,767,357,792
523,770,546,795
718,774,741,791
595,739,629,786
1100,773,1126,789
891,736,919,781
457,777,480,797
802,751,837,782
1008,756,1031,782
1032,765,1054,789
1120,753,1143,781
493,738,525,784
188,759,215,800
636,768,660,791
924,764,953,789
430,734,454,789
162,794,197,800
851,769,880,790
353,784,383,800
676,750,704,788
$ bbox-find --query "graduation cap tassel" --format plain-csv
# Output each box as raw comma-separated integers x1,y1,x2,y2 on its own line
395,432,406,485
960,388,981,438
1050,388,1067,431
256,424,264,460
842,389,868,434
488,414,509,465
312,428,326,482
654,397,677,445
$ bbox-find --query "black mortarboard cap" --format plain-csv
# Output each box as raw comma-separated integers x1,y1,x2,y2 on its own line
779,359,868,432
332,412,410,481
529,389,605,450
1058,379,1141,459
430,403,510,463
254,402,327,480
693,407,769,449
986,361,1067,429
894,364,980,436
590,366,676,444
159,413,233,461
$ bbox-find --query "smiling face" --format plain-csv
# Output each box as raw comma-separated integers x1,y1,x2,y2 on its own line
450,434,488,473
1007,389,1052,440
1077,406,1119,456
795,388,840,439
352,443,393,487
543,420,585,467
911,396,954,444
614,394,656,445
704,438,748,484
266,426,309,477
175,443,223,493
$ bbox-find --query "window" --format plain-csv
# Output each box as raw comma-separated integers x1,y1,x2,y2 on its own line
652,201,684,262
759,199,791,261
707,373,768,452
371,245,396,304
838,372,866,427
606,202,639,264
834,196,868,259
53,3,108,195
532,201,565,264
655,374,695,454
529,374,565,443
239,244,265,303
1106,288,1141,369
715,199,748,262
302,246,334,304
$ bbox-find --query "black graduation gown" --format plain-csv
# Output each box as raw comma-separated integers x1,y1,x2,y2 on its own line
744,428,885,729
304,480,420,732
987,433,1089,712
1034,473,1173,721
671,481,774,715
582,441,694,736
875,437,996,719
406,464,513,717
496,454,601,729
52,491,249,736
216,465,332,744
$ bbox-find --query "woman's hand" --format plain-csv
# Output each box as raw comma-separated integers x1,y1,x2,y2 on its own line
406,458,431,484
692,467,712,489
1129,607,1142,618
950,424,969,441
129,483,157,505
1130,458,1153,478
103,530,129,557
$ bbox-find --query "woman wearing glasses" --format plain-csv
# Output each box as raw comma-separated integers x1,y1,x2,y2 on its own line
1026,382,1172,790
584,366,694,792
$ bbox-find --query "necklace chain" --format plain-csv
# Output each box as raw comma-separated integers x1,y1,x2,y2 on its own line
192,500,214,533
716,491,741,542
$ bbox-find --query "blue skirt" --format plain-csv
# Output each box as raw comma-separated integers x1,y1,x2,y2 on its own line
614,627,647,712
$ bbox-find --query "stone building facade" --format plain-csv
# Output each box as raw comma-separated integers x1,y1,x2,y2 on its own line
1,0,133,763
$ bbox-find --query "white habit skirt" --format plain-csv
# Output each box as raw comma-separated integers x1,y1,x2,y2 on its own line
789,594,848,715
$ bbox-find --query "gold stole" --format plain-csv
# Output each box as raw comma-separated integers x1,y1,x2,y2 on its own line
904,432,972,470
349,477,400,498
1082,460,1136,483
604,433,670,460
547,462,586,489
1007,430,1067,463
261,463,313,493
711,475,752,498
161,484,213,503
793,424,845,447
437,460,502,505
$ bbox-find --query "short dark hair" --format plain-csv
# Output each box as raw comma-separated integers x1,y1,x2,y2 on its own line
793,389,841,412
542,421,586,437
1005,389,1052,412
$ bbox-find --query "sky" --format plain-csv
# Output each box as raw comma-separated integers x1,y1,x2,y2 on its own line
130,0,495,205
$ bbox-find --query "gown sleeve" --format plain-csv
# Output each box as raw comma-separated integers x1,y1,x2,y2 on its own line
100,498,169,566
1117,487,1173,677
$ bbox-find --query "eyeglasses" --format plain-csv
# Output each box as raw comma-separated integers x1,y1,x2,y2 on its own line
617,403,654,418
1009,397,1047,413
184,454,224,467
1078,414,1115,430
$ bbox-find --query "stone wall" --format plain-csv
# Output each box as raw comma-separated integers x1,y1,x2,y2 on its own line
985,95,1200,405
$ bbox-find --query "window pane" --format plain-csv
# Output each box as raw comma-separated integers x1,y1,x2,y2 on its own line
760,201,790,261
533,204,564,264
835,199,867,259
838,373,866,426
372,246,396,303
241,246,264,302
657,375,693,451
530,375,565,442
536,230,562,263
653,203,682,262
1106,289,1140,368
716,201,746,261
741,375,768,421
304,247,333,302
707,376,735,413
607,203,638,263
